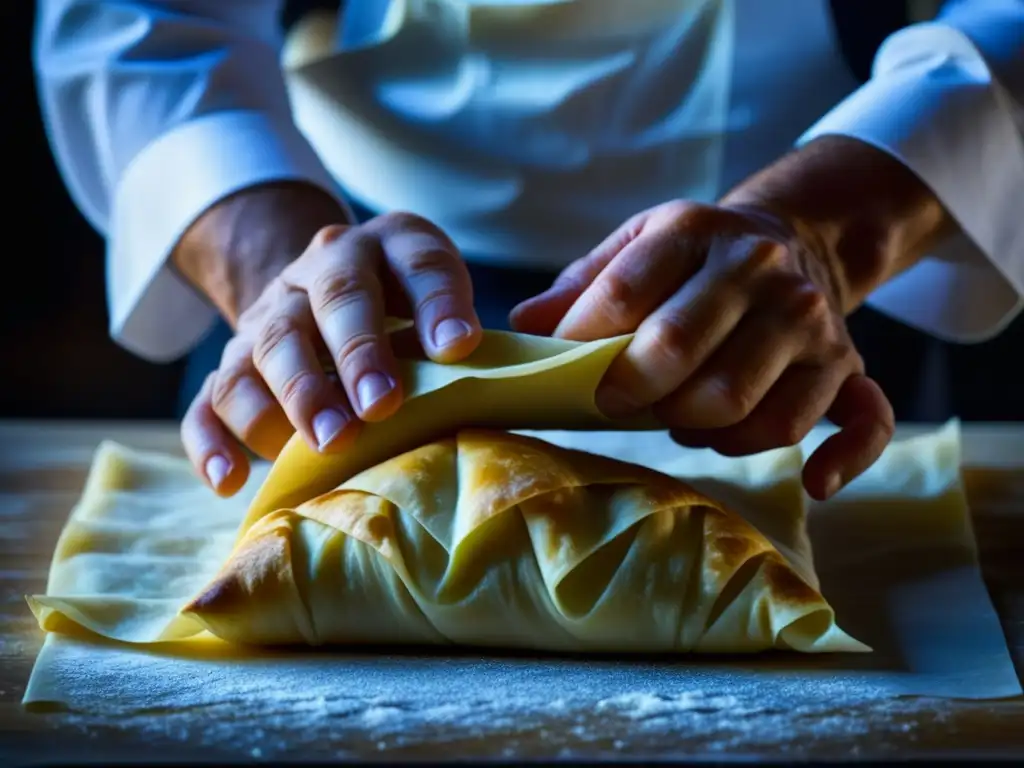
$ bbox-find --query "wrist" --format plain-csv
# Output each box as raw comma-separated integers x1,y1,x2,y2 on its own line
721,136,953,313
171,181,351,325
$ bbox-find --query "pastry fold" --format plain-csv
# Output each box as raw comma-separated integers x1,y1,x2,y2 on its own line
27,327,864,654
183,430,866,653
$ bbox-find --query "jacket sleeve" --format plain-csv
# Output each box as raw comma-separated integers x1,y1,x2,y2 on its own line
34,0,345,361
800,0,1024,343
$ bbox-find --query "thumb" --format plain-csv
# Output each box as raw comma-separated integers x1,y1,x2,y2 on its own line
509,279,582,336
509,216,647,335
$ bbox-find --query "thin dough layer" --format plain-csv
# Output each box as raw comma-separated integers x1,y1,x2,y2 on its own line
242,326,656,532
27,327,865,655
182,430,867,653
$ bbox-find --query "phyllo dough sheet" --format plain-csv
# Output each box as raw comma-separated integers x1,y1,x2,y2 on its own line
26,329,851,656
21,327,1023,706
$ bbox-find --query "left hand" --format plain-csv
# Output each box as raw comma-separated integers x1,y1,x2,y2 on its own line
510,200,894,501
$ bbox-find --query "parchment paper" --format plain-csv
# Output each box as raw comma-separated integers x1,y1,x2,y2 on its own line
22,421,1021,721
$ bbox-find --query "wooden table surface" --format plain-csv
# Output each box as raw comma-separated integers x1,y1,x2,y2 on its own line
1,420,1022,764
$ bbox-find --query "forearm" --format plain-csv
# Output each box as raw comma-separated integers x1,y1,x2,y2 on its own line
172,181,351,326
721,135,954,314
748,0,1024,343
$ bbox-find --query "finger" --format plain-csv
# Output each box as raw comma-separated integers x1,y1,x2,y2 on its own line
209,335,294,460
508,256,611,337
552,226,703,342
299,225,402,422
375,213,482,363
509,213,647,336
181,373,250,497
650,301,812,430
593,242,750,418
668,362,845,456
802,374,895,501
251,285,360,452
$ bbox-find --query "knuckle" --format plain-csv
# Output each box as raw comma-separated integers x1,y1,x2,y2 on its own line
786,283,832,326
653,201,702,238
646,317,693,363
402,244,460,276
310,268,373,312
776,414,815,447
276,368,321,411
209,367,247,414
311,224,349,249
209,340,259,412
551,260,592,293
663,200,713,231
335,332,381,376
749,240,787,272
661,199,695,221
306,228,380,280
378,210,430,234
240,277,294,324
221,335,254,367
821,342,860,371
731,239,787,282
708,378,757,423
188,373,220,420
336,227,379,254
251,315,301,370
593,273,643,329
777,282,841,351
200,371,218,397
552,275,585,298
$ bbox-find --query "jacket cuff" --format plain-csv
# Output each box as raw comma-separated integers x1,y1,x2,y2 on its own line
108,110,349,362
800,23,1024,343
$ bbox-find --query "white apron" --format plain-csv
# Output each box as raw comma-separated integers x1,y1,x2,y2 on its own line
283,0,860,267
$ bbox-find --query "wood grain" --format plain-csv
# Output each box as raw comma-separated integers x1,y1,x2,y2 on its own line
1,420,1022,763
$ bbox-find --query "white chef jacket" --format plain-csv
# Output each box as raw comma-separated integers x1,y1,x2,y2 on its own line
33,0,1024,362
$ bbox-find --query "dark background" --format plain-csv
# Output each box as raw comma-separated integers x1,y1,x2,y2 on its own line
2,1,1020,423
5,3,184,420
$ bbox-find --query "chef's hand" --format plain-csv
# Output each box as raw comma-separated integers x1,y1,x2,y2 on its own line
174,182,481,496
513,137,954,500
511,200,891,500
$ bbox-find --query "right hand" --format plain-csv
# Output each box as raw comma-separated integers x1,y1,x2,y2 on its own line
178,201,482,497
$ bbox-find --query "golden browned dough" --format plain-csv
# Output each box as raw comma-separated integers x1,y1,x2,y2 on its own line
182,430,866,654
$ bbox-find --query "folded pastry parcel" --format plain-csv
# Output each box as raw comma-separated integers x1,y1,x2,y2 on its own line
27,327,864,655
181,429,865,653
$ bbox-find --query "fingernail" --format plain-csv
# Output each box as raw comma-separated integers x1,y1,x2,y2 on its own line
595,385,641,418
356,371,395,413
823,472,843,498
433,318,473,350
312,408,350,451
205,455,231,490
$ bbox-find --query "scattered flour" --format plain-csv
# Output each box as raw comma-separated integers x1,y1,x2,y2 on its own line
22,638,964,761
595,691,740,718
